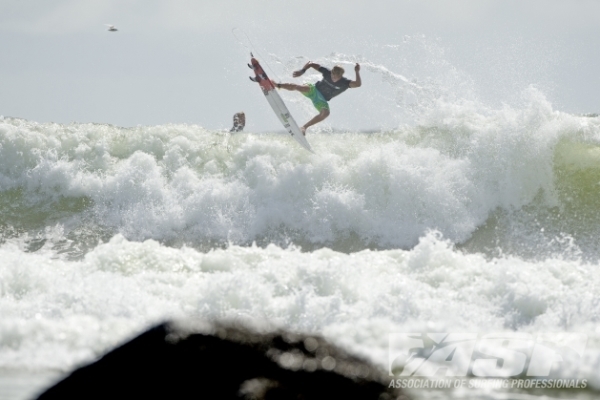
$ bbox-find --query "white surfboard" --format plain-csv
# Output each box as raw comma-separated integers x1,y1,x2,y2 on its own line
250,56,313,153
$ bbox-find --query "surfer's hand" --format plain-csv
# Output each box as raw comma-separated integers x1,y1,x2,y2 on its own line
355,63,360,72
293,61,312,77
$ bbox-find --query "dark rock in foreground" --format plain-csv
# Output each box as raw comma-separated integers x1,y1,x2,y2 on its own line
37,319,408,400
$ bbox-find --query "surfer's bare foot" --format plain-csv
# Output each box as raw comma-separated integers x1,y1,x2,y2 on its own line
301,127,306,136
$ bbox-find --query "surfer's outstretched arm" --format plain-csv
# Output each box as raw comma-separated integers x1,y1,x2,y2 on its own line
293,61,321,77
349,63,362,88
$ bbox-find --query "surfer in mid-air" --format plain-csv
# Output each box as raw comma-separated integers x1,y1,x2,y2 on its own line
273,61,361,135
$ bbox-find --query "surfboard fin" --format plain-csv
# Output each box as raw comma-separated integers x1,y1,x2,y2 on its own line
248,64,253,69
249,76,257,82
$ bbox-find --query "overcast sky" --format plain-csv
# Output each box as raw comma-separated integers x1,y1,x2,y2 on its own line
1,0,599,131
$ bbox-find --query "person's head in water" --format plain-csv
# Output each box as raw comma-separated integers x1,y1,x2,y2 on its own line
331,65,345,82
231,112,245,132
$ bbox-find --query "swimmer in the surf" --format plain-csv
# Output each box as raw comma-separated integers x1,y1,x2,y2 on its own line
230,112,246,132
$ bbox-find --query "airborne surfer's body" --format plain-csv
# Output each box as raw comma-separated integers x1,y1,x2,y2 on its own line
275,62,362,135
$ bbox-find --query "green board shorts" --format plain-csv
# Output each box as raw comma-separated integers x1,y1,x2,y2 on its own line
303,84,330,112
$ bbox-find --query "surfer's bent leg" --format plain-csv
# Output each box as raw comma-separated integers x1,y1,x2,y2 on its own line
275,82,330,135
302,108,330,133
299,84,330,134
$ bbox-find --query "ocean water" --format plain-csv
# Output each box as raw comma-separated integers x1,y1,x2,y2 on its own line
1,61,600,398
